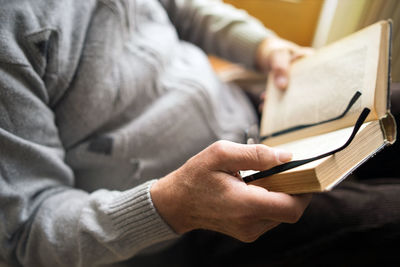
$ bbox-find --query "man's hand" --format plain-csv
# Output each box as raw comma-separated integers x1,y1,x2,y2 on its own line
256,36,313,90
151,141,311,242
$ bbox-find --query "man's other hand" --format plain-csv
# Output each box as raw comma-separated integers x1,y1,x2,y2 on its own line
151,141,311,243
256,36,313,90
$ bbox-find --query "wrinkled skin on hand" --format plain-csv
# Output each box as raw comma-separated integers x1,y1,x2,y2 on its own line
151,140,311,243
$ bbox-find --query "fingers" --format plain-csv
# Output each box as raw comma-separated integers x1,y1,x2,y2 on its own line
296,46,315,58
244,185,312,223
258,91,266,113
269,48,291,90
232,221,281,243
256,36,314,90
268,44,306,90
204,140,292,173
222,185,311,242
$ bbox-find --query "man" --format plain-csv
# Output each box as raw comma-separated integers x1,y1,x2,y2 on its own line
0,0,312,266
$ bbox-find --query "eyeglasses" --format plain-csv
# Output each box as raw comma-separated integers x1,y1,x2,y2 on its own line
243,91,369,182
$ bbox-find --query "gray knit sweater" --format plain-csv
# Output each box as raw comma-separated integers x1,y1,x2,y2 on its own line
0,0,272,266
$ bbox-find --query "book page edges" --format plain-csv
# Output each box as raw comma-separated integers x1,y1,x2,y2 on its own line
322,112,396,192
249,168,320,194
375,20,391,118
387,20,393,111
322,143,387,191
252,115,396,194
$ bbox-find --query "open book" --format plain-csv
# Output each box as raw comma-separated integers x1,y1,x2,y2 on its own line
243,21,397,194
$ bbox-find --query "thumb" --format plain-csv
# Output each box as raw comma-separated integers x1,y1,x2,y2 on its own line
205,141,292,173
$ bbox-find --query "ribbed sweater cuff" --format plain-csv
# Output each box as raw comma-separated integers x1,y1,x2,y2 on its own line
229,22,275,70
105,180,179,251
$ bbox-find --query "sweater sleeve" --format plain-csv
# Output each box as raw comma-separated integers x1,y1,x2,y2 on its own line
159,0,275,69
0,31,177,267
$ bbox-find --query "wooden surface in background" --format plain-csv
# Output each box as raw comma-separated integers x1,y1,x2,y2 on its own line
224,0,323,46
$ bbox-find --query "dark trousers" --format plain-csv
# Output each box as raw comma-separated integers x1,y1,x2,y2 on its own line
130,178,400,266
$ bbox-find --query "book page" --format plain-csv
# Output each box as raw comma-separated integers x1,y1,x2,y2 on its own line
261,22,384,146
277,124,361,161
272,122,371,172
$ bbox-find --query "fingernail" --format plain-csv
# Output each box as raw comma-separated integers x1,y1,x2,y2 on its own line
274,148,292,163
276,76,288,88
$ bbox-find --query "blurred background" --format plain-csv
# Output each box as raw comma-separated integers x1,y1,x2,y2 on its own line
222,0,399,83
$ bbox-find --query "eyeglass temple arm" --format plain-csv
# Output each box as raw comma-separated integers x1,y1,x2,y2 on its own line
243,107,370,183
260,91,362,142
